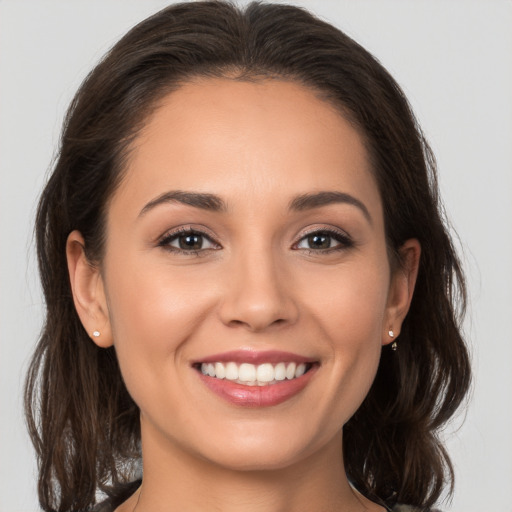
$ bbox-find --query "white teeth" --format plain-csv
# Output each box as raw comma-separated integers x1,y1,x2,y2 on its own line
274,362,286,381
256,363,275,383
295,363,306,378
225,362,238,380
238,363,256,382
199,361,311,385
214,362,226,379
285,362,296,380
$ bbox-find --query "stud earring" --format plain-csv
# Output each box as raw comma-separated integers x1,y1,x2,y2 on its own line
92,330,100,338
388,330,398,351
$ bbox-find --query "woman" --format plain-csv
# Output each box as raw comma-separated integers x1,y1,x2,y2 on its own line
25,2,470,511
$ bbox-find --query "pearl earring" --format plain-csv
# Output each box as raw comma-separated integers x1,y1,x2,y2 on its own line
92,331,100,337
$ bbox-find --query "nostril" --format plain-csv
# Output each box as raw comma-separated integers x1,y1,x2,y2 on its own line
217,267,300,331
226,316,289,331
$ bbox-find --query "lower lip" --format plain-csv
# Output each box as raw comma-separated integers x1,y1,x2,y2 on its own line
196,366,317,407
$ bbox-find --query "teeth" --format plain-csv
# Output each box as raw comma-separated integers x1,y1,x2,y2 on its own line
238,363,256,382
214,362,226,379
285,362,296,380
225,362,238,380
200,361,311,386
256,363,274,382
295,363,306,378
275,362,286,381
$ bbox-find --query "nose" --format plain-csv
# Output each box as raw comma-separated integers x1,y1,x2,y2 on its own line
218,248,299,332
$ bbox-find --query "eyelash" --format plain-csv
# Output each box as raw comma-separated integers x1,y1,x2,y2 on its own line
157,227,354,256
157,227,220,256
292,228,354,254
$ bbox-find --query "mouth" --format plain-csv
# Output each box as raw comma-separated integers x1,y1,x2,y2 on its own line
192,351,319,407
194,361,315,386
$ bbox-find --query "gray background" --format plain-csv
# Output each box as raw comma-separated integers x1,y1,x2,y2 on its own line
1,1,511,511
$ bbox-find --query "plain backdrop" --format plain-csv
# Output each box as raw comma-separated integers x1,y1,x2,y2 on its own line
1,1,511,511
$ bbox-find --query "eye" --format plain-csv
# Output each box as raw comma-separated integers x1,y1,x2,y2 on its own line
158,229,219,253
295,229,353,251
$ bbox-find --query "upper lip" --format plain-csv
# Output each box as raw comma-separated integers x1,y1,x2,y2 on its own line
193,349,316,365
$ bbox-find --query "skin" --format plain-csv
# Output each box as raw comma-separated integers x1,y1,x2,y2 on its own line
67,79,420,512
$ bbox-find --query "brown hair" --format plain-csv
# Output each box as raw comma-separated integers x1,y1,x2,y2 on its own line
25,2,471,511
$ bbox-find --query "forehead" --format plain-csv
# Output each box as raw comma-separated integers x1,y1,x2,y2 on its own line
114,78,381,220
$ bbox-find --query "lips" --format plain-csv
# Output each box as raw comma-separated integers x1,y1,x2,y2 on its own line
193,350,318,407
197,350,312,365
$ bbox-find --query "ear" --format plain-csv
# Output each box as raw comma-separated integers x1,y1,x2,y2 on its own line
382,238,421,346
66,230,113,348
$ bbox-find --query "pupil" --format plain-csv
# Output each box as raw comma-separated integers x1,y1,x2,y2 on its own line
179,234,202,250
309,233,330,249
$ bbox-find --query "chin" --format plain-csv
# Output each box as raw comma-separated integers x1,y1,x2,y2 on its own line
187,418,336,473
200,443,309,473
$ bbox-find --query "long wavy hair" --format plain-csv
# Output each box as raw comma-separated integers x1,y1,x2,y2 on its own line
25,2,471,511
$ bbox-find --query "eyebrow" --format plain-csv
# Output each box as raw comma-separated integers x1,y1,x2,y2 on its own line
289,191,372,224
139,190,227,217
139,189,371,223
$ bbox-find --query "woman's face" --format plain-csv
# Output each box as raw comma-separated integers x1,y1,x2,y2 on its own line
73,78,416,471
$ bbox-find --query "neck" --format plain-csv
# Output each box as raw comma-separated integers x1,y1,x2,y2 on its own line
119,419,383,512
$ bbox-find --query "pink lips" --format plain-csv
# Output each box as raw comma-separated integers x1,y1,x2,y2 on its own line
193,350,318,408
197,350,312,365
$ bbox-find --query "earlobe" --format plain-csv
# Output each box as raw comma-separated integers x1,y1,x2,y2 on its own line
66,230,113,348
383,239,421,345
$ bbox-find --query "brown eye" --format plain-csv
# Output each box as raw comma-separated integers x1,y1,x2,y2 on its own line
179,233,203,250
159,230,218,253
295,230,353,251
306,233,331,249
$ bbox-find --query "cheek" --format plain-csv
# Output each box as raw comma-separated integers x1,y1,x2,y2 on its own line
304,256,390,343
300,259,389,420
102,254,217,390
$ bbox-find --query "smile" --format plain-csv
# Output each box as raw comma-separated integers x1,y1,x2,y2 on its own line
199,361,312,386
193,351,319,407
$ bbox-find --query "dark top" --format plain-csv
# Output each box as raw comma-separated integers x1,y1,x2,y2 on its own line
94,496,440,512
